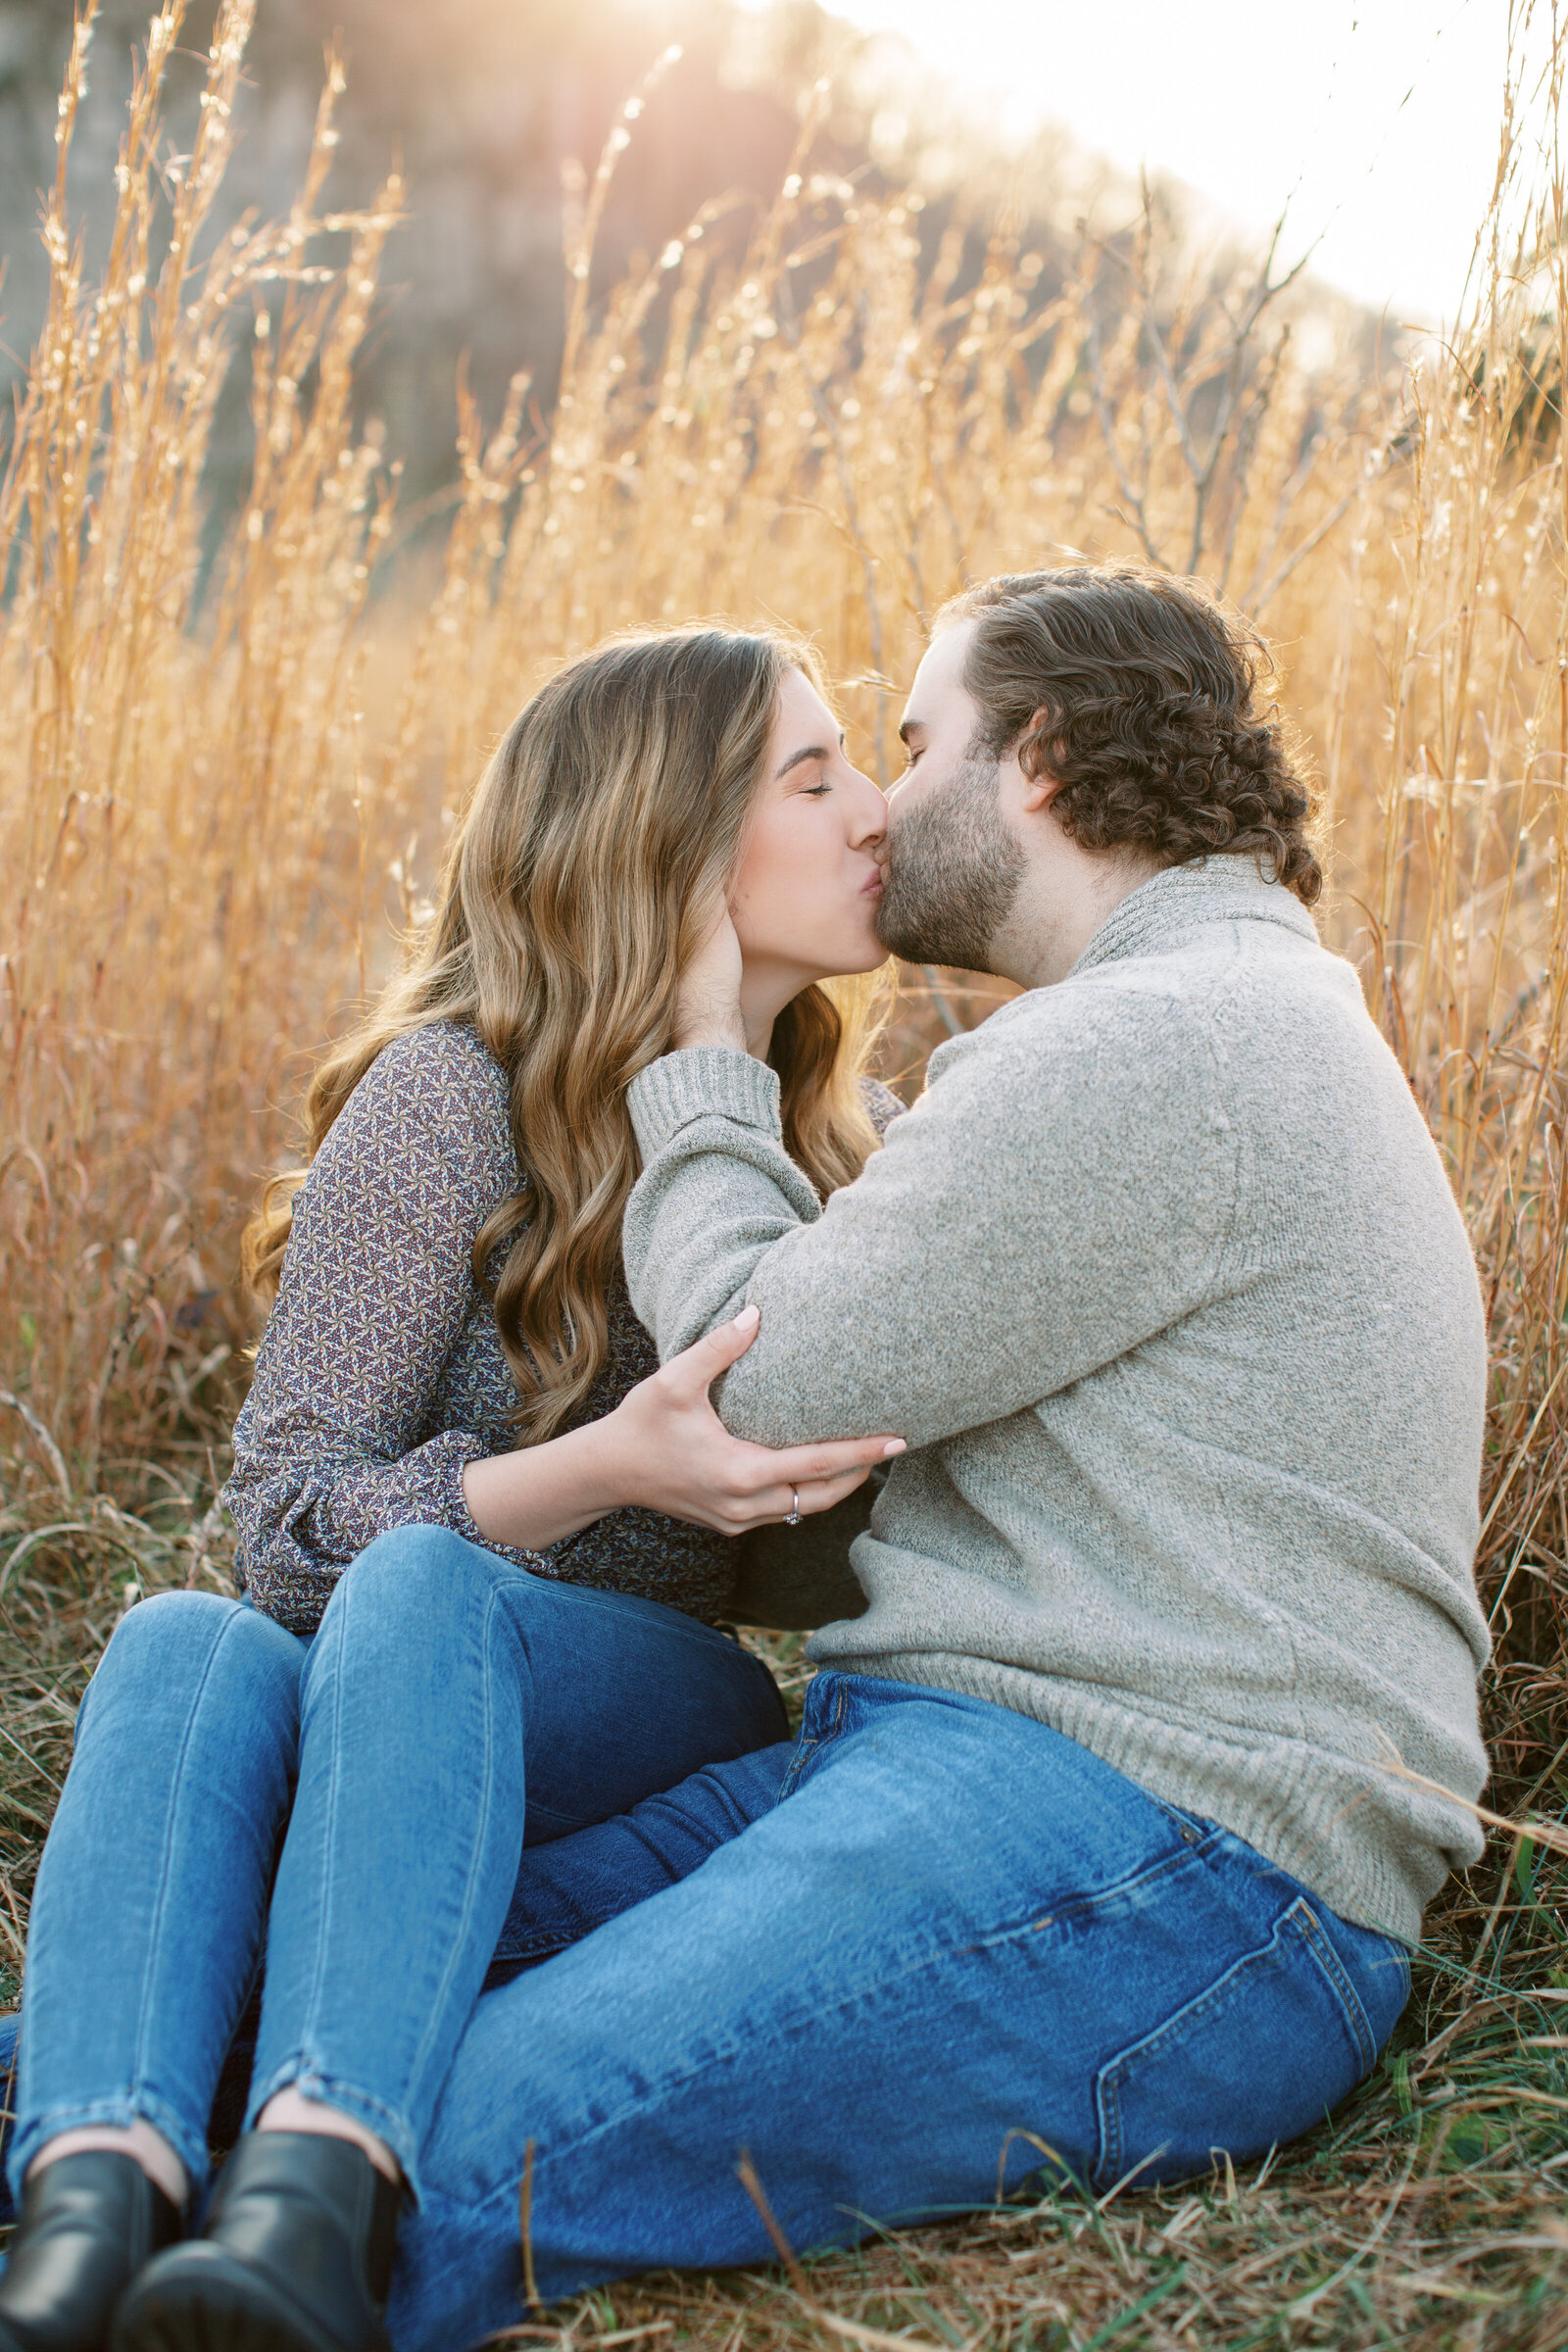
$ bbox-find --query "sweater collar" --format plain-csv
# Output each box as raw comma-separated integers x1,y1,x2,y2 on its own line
1069,855,1318,978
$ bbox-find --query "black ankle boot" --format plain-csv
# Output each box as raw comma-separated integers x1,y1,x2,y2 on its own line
0,2151,181,2352
110,2132,400,2352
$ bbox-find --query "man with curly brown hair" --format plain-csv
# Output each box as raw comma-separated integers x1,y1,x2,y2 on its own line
876,564,1321,973
331,566,1493,2351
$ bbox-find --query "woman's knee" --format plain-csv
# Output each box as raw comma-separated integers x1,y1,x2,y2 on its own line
82,1591,304,1734
322,1525,516,1632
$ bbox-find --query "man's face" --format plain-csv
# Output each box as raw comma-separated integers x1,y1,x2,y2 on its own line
875,621,1025,972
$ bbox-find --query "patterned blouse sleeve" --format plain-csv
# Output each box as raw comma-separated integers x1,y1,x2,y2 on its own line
225,1027,536,1635
859,1075,906,1138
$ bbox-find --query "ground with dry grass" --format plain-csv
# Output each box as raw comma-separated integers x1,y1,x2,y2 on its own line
4,2,1568,2345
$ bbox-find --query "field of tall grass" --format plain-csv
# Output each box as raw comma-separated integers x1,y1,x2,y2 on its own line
3,1,1568,2343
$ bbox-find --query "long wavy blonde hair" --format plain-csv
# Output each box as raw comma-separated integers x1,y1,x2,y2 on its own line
243,626,889,1444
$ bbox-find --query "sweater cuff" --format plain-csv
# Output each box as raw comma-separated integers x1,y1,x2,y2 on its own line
628,1049,781,1157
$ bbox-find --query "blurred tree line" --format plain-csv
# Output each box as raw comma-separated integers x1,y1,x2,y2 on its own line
0,0,956,504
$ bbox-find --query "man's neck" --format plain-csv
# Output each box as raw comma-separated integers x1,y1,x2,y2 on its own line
989,848,1161,992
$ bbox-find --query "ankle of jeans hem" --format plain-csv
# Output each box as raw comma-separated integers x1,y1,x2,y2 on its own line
8,2092,208,2209
243,2061,418,2201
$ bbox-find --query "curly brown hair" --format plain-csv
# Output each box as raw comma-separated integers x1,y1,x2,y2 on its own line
941,566,1322,906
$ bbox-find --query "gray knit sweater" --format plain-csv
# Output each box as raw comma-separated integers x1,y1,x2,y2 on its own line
624,857,1492,1945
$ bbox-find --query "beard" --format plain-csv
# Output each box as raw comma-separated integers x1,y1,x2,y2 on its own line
875,749,1025,971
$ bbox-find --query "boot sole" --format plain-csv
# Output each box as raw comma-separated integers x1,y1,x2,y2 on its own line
111,2244,390,2352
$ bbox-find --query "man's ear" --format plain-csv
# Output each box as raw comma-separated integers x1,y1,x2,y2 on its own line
1016,706,1060,811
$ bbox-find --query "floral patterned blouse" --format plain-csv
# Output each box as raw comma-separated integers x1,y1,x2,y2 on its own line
225,1019,901,1636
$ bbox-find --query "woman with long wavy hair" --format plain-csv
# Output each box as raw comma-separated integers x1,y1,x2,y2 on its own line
0,627,905,2352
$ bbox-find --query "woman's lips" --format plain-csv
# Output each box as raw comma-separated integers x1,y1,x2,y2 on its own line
861,870,884,898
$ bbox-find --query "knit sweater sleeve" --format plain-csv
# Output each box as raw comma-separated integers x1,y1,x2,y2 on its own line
622,993,1238,1450
226,1026,539,1635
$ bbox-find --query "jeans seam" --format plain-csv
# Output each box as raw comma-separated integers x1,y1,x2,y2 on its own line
293,1592,346,2064
400,1581,509,2123
1293,1901,1378,2077
12,2089,213,2198
128,1602,245,2103
778,1676,847,1801
244,2058,417,2180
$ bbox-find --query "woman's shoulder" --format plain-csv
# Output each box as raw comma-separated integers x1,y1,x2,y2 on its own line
368,1018,511,1111
316,1020,518,1196
858,1074,906,1139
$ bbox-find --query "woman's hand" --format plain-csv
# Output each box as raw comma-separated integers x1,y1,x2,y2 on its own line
674,903,746,1053
597,1303,905,1533
462,1304,905,1552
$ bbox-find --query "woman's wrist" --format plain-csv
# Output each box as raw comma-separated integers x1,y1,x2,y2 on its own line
461,1414,631,1552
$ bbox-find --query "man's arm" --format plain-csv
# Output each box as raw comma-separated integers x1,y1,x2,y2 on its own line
622,992,1237,1451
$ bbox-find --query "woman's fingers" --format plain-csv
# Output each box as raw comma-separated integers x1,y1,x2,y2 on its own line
662,1304,761,1395
726,1464,873,1531
792,1465,878,1515
756,1434,906,1489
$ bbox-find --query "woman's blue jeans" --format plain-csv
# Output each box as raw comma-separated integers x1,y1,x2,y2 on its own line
6,1530,1410,2352
9,1527,787,2199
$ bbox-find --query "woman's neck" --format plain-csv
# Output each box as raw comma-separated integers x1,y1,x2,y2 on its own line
738,962,808,1063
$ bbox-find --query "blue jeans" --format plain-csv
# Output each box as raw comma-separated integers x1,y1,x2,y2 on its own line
387,1671,1409,2348
7,1542,1410,2352
8,1528,787,2200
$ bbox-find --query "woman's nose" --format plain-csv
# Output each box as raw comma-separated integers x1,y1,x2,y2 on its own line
846,767,887,850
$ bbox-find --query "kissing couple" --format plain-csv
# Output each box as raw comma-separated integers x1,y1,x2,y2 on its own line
0,566,1489,2352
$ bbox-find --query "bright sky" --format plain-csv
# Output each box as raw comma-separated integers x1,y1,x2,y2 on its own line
736,0,1525,328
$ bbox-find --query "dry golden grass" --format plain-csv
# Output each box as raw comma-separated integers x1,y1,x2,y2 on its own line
3,1,1568,2343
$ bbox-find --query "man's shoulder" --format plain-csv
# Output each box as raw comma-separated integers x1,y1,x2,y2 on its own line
910,915,1378,1164
927,955,1224,1084
997,906,1358,1041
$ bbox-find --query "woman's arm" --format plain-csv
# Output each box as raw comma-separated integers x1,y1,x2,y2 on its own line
462,1307,902,1549
226,1026,538,1632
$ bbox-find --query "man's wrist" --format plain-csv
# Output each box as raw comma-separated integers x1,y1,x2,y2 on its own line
673,1012,748,1054
627,1047,784,1159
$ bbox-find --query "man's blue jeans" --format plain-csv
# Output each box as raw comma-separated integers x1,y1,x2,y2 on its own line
5,1534,1410,2352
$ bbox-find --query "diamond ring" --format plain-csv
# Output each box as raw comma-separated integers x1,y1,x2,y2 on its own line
785,1486,800,1526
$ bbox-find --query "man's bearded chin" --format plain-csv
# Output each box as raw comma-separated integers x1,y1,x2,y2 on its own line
875,753,1025,972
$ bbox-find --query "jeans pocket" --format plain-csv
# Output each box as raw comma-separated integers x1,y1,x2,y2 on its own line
1094,1895,1379,2191
777,1673,851,1801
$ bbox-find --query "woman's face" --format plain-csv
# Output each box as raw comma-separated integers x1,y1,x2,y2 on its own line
728,667,889,1019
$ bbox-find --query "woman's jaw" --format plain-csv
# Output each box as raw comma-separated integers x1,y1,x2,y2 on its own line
728,666,890,1058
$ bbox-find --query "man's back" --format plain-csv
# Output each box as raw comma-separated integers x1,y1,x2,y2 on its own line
626,856,1491,1945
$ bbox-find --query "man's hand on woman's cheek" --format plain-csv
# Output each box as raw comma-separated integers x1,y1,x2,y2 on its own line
673,906,747,1053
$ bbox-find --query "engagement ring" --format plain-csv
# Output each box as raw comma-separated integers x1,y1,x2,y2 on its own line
785,1486,800,1525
